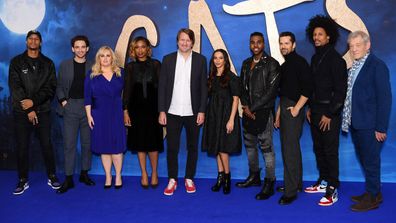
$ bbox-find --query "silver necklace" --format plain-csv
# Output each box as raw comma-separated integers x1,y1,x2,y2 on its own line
253,57,260,63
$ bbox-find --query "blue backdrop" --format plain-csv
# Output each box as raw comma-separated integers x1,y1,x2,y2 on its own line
0,0,394,182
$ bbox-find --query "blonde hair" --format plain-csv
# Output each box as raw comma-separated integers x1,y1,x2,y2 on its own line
129,36,152,59
90,46,121,78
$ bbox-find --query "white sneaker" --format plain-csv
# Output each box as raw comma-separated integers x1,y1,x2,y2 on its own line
304,180,327,193
319,189,338,206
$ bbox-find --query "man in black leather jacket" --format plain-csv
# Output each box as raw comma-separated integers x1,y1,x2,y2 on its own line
8,30,60,195
236,32,280,201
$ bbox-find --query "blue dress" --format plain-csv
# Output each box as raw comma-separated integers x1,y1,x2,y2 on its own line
84,70,126,154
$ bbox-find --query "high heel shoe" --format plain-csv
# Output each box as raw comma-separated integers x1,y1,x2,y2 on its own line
104,177,112,189
211,172,224,192
114,184,123,189
223,172,231,195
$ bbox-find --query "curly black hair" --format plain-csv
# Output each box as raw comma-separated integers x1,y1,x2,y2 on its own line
305,14,339,45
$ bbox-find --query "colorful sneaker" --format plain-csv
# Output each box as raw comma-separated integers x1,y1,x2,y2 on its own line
164,178,177,196
48,176,61,190
304,180,327,193
185,179,196,193
13,180,29,195
318,188,338,206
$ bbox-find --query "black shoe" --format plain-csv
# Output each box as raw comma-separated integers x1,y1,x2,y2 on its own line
223,173,231,195
211,172,224,192
48,175,61,190
276,185,302,193
104,185,112,189
115,184,123,189
57,176,75,194
278,195,297,205
276,186,285,192
13,179,29,195
79,171,95,186
255,178,275,200
141,183,149,189
235,170,261,188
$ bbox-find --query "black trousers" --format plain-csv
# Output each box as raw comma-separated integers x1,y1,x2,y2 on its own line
310,112,341,190
13,111,57,180
166,114,200,180
279,97,304,197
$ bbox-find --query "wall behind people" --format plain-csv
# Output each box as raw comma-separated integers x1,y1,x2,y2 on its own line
0,0,394,182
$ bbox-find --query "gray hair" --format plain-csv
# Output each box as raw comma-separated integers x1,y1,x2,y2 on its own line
347,31,370,44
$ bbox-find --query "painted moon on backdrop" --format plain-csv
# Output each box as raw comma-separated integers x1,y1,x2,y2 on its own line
0,0,46,34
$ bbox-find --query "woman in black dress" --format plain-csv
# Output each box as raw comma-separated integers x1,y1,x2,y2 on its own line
202,49,241,194
123,36,163,188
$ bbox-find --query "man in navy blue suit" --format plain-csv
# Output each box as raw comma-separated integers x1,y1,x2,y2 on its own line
342,31,392,212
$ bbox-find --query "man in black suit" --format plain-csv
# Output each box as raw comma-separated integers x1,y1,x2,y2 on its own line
158,28,207,196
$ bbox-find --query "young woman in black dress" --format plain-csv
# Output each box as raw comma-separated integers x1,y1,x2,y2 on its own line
202,49,241,194
123,37,163,188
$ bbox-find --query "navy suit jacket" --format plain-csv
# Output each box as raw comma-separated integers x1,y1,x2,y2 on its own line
351,53,392,133
158,51,208,115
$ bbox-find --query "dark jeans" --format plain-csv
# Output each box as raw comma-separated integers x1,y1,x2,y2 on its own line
166,114,200,180
14,111,56,180
279,97,304,197
63,99,91,176
351,128,382,196
243,113,275,179
310,112,341,190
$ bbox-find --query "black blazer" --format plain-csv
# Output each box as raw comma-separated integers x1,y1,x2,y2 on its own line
158,51,208,115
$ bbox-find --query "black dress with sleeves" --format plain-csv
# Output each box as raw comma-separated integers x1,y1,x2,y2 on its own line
123,58,163,152
202,72,242,155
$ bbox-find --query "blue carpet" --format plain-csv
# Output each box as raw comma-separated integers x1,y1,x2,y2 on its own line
0,171,394,223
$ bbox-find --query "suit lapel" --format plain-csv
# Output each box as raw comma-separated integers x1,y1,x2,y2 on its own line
354,54,372,86
169,53,177,90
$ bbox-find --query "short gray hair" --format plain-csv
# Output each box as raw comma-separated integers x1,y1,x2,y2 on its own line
347,31,370,44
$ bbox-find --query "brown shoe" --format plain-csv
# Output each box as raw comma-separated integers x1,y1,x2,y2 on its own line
351,192,383,204
350,193,380,212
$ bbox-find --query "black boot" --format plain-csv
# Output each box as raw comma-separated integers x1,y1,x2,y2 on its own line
57,175,74,194
223,173,231,195
235,169,261,188
211,172,224,192
79,170,95,186
255,178,275,200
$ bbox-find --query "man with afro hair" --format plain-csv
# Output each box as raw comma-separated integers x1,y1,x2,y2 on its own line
304,15,347,206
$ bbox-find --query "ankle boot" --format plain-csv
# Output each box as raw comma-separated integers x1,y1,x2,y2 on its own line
57,175,74,194
211,172,224,192
235,169,261,188
79,170,95,186
255,178,275,200
223,173,231,195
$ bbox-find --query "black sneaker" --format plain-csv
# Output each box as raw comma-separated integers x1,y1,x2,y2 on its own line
48,176,61,190
13,180,29,195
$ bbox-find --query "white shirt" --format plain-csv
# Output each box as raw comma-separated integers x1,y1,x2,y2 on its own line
168,50,193,116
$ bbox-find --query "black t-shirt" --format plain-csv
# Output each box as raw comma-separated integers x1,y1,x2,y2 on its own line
69,60,86,99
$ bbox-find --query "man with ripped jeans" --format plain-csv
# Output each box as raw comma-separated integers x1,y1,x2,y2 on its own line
236,32,280,200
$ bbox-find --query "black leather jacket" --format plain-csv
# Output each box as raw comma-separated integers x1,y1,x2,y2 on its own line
8,51,57,113
240,53,280,112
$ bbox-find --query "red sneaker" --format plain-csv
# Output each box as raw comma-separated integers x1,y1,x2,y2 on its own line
185,179,196,193
164,178,177,196
318,190,338,206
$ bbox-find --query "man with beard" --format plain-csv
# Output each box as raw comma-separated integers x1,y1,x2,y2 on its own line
342,31,391,212
274,31,312,205
236,32,280,200
304,15,347,206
